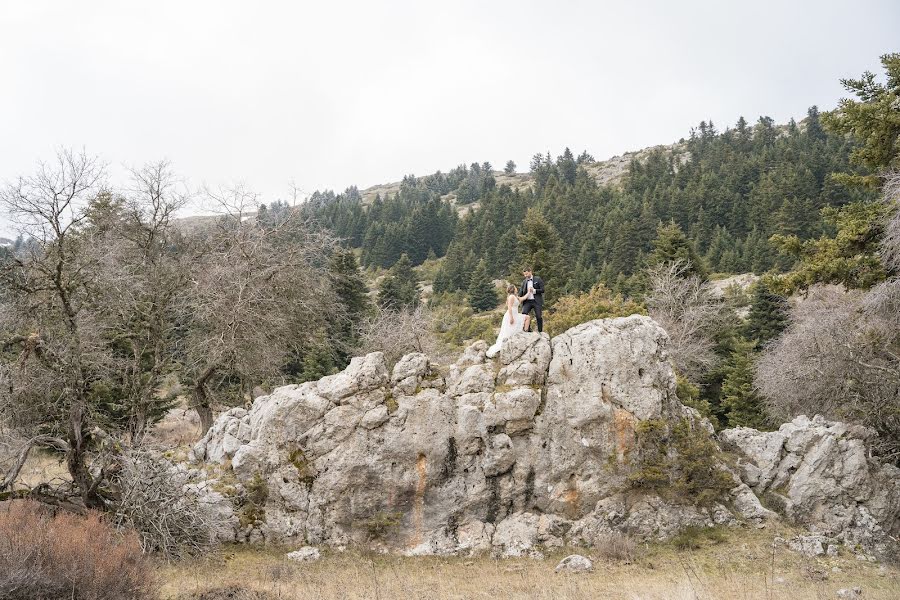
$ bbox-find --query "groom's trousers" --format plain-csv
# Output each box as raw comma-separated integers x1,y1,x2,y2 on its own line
521,300,543,333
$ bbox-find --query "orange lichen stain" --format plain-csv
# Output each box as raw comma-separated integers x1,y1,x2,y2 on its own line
613,408,637,463
562,474,580,518
410,453,427,548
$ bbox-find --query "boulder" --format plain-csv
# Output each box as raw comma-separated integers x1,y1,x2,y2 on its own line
186,316,898,558
286,546,321,562
555,554,593,573
721,415,900,558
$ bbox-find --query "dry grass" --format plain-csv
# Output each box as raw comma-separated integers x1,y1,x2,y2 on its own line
14,448,70,489
158,526,900,600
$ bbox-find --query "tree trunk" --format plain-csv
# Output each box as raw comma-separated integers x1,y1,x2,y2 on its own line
192,366,217,434
194,396,214,434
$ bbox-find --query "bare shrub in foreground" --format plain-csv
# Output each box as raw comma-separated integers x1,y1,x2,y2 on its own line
356,306,439,367
646,261,725,381
756,286,900,463
111,449,222,558
0,501,156,600
594,531,641,563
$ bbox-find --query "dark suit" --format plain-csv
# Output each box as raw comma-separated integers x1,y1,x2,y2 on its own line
519,275,544,333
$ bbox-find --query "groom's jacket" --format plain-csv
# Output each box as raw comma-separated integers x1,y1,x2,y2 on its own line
520,276,545,306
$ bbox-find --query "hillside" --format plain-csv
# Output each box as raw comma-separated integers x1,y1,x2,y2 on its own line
357,142,684,212
302,109,872,298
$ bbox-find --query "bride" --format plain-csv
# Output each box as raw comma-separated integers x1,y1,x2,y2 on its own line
486,284,531,358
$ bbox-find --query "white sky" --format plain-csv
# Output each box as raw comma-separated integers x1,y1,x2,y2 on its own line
1,0,898,232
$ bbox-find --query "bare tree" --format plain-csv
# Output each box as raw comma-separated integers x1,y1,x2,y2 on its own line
0,149,110,508
87,161,193,441
182,185,339,431
756,285,900,463
645,261,725,381
357,306,438,367
110,449,223,557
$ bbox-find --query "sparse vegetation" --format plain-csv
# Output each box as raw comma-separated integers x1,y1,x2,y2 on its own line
156,528,900,600
237,473,269,529
628,418,733,506
362,510,403,540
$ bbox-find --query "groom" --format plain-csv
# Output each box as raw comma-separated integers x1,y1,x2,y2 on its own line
519,267,544,333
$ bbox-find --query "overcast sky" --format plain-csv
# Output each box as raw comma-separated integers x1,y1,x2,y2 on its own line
1,0,898,230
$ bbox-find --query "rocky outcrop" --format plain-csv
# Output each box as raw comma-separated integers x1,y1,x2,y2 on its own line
186,315,897,558
721,415,900,559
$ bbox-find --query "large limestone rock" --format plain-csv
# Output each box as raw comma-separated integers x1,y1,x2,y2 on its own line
721,415,900,558
186,315,896,557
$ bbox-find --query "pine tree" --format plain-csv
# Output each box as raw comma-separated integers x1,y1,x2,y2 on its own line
504,160,516,175
467,259,499,312
377,253,419,309
743,280,788,347
330,249,370,319
300,344,336,382
647,221,708,279
721,339,768,429
516,207,569,300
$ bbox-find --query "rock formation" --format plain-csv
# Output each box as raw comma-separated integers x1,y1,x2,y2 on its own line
186,315,898,558
721,416,900,558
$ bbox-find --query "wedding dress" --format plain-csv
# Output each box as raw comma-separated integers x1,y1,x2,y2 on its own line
486,295,528,358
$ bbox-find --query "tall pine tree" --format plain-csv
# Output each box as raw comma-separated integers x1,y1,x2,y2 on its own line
468,259,499,312
378,253,419,310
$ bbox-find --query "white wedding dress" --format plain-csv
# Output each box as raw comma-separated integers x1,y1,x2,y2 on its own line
486,295,528,358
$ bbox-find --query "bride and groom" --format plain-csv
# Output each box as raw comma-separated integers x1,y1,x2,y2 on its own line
486,268,544,358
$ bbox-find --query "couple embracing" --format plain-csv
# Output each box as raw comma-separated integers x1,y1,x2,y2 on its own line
485,267,544,358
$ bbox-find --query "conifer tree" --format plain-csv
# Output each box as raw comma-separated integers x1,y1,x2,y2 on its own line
467,259,498,312
504,160,516,175
721,339,768,429
516,207,568,300
377,253,419,309
330,249,370,320
743,280,788,347
300,344,336,382
647,221,708,279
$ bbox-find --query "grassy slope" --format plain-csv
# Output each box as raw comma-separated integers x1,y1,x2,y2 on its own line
158,525,899,600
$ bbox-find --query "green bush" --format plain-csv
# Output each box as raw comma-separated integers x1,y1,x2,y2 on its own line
628,418,733,507
546,284,645,337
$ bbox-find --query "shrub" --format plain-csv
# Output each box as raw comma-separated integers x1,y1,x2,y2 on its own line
546,284,645,337
237,473,269,528
628,418,733,506
594,532,640,562
0,501,156,600
112,449,222,558
671,526,728,551
438,309,496,348
362,510,402,540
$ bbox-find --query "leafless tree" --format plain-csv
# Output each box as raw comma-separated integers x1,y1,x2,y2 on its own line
357,306,438,367
182,185,339,431
87,161,193,441
0,149,111,508
645,261,726,381
756,285,899,463
881,171,900,272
